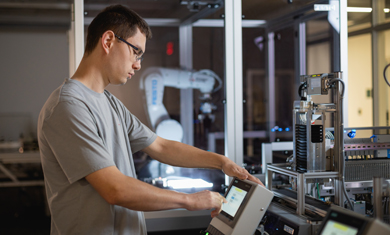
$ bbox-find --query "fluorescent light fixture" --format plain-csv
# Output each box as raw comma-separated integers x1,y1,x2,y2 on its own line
347,7,372,13
316,5,389,13
346,7,390,13
167,178,213,189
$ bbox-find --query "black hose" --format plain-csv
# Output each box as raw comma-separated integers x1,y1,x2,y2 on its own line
298,83,306,100
330,78,345,97
384,63,390,87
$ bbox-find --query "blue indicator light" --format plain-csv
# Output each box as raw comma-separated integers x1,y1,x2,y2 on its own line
271,128,275,132
348,129,356,138
285,127,290,131
278,128,283,132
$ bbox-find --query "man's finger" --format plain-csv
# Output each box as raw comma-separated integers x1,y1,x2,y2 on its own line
247,174,265,186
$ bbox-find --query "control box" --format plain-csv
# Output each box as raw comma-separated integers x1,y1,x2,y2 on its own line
205,177,274,235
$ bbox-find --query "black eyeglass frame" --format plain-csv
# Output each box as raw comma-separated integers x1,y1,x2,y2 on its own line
114,34,144,62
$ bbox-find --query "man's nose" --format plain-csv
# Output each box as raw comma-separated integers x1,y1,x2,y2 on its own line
133,60,141,71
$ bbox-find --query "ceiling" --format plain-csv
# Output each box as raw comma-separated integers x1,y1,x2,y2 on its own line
0,0,386,30
0,0,325,29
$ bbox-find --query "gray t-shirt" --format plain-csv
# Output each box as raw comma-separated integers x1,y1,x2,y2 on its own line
38,78,157,235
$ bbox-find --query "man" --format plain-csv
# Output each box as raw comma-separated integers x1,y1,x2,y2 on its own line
38,4,263,235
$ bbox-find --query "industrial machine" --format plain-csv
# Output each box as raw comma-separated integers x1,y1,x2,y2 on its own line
139,67,222,142
263,72,390,235
138,67,224,193
202,177,274,235
317,205,390,235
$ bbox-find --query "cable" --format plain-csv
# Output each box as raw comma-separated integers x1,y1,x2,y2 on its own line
332,77,354,210
330,78,345,97
198,69,223,93
317,183,320,199
384,63,390,87
325,131,335,140
298,82,307,99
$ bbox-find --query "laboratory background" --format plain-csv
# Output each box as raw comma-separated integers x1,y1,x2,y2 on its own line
0,0,390,235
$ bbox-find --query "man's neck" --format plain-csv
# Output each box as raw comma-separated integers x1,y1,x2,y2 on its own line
71,56,108,93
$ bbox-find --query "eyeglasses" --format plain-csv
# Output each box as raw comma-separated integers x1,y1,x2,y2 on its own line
115,34,144,62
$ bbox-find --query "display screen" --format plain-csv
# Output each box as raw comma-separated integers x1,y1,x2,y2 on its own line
320,220,358,235
220,180,251,220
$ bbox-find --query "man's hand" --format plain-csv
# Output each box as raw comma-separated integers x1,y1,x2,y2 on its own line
221,159,264,186
186,190,228,218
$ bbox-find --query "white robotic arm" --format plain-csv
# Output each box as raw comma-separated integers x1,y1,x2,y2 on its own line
140,67,221,142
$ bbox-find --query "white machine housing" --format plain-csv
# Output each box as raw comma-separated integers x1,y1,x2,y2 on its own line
317,205,390,235
206,178,274,235
140,67,219,142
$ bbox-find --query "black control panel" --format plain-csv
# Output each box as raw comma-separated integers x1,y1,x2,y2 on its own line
261,211,300,235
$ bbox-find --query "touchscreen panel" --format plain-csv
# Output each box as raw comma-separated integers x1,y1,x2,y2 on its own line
321,220,358,235
220,180,251,220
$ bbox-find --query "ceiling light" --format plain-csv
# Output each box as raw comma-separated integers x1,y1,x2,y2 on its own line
167,178,213,189
347,7,372,13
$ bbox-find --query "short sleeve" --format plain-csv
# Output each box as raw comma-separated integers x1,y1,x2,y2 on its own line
121,107,157,153
41,100,115,184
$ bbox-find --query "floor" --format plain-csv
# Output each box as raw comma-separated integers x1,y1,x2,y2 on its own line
2,218,205,235
0,186,206,235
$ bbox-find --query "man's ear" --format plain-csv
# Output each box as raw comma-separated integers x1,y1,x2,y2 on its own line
101,31,115,54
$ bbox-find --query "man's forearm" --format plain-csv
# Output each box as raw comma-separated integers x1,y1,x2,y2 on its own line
143,137,228,170
114,175,189,211
86,166,225,214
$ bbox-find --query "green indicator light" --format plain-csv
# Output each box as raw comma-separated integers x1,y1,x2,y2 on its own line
206,233,209,235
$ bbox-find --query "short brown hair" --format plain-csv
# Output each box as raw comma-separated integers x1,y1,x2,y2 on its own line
84,5,152,55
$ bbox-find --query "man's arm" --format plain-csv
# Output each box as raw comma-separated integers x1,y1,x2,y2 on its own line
85,165,227,217
142,136,263,185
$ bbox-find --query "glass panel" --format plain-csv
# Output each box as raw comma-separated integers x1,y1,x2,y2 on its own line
376,29,390,129
347,0,372,33
348,33,373,127
307,17,331,74
386,0,390,23
306,16,334,130
193,26,226,153
386,29,390,116
373,0,390,25
108,24,227,193
242,1,318,20
242,27,266,173
274,26,295,141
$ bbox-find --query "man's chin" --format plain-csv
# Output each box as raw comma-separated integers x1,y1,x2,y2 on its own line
111,80,127,86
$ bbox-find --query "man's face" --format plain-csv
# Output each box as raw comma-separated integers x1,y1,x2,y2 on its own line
109,27,146,86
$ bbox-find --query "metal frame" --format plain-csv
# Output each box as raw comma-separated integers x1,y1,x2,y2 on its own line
179,24,194,146
372,0,388,128
207,130,267,153
298,21,306,90
347,1,390,128
69,0,84,76
0,152,44,187
266,31,276,142
224,0,243,169
339,0,349,127
261,141,293,174
267,163,339,215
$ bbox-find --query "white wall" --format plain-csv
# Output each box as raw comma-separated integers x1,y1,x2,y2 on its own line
0,30,69,140
348,33,372,127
